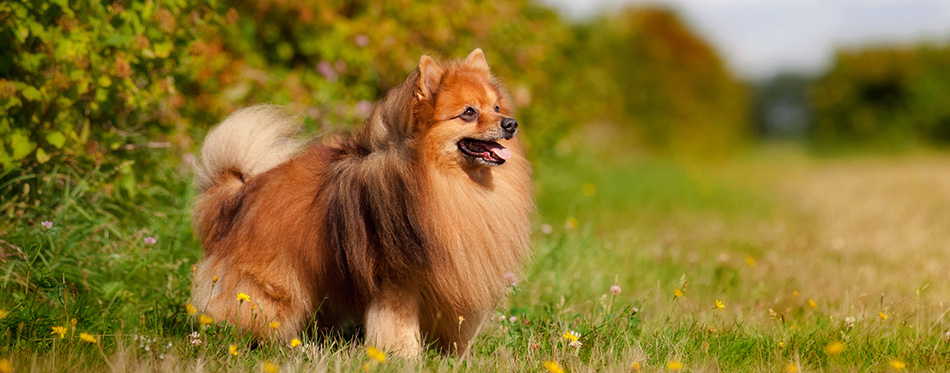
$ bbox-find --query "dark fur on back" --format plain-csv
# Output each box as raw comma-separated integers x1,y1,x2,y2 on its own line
320,147,430,299
319,70,431,300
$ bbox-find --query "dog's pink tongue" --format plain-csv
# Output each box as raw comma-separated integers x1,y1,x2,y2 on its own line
490,145,512,160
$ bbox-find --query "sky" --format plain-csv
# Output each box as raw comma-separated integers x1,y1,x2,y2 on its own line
540,0,950,79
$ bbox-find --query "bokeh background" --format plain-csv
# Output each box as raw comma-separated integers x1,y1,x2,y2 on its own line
2,0,950,370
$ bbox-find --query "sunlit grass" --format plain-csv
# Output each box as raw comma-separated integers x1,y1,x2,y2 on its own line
2,146,950,371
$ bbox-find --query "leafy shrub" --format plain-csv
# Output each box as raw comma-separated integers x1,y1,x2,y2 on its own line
810,46,950,148
567,8,749,156
0,0,236,207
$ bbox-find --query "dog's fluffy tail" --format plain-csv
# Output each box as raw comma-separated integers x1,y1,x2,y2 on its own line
195,105,303,192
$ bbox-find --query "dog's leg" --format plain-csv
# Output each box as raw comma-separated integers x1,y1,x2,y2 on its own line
192,258,313,341
364,287,422,358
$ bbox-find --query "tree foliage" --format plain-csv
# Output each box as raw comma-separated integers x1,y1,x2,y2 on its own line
810,45,950,148
570,8,749,156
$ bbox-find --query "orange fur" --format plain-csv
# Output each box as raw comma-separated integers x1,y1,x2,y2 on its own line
190,49,533,357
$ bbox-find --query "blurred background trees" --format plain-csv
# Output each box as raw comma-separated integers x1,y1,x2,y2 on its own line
809,46,950,149
570,8,748,157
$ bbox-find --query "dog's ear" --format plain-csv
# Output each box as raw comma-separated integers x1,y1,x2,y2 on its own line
465,48,490,71
415,55,443,100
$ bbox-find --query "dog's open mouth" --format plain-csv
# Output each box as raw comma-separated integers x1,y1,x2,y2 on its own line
458,138,512,165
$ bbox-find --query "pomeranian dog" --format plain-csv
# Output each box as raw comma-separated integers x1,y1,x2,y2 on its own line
189,49,532,357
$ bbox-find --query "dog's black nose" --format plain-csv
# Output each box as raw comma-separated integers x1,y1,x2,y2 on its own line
501,118,518,135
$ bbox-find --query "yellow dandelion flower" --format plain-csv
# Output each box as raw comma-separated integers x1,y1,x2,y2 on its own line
562,330,582,348
543,361,564,373
236,293,250,302
790,323,798,330
70,318,77,326
263,361,279,373
458,315,465,323
0,309,7,319
269,321,280,330
229,344,238,356
879,312,889,321
808,299,817,308
367,346,386,362
786,363,798,372
792,290,799,297
51,326,67,338
631,361,641,371
745,256,756,266
79,332,97,344
186,304,197,315
674,289,684,298
199,314,213,326
778,341,784,349
666,361,683,370
824,341,845,356
0,358,11,373
191,265,197,273
213,275,220,283
890,360,905,370
715,300,725,310
565,217,579,229
562,330,579,342
290,338,301,348
361,362,371,371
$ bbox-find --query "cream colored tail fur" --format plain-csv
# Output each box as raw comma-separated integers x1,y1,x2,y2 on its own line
194,105,303,191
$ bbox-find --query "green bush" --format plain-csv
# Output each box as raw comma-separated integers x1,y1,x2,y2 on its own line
810,45,950,148
567,8,749,156
1,0,222,165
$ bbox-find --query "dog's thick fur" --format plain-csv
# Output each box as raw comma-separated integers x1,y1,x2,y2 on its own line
190,49,532,357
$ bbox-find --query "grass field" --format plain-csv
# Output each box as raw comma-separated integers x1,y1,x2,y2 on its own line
2,143,950,371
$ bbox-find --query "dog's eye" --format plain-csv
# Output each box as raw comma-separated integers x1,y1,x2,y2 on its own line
460,107,478,122
494,105,500,113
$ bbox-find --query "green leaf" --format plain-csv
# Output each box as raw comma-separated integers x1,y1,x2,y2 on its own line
35,147,50,163
153,42,173,58
46,131,66,148
21,86,42,101
1,96,22,110
19,53,45,70
119,170,136,196
77,121,90,144
14,24,29,43
103,33,133,47
0,148,11,169
27,19,49,42
9,132,35,160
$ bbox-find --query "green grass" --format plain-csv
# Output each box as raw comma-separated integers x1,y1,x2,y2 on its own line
2,146,950,371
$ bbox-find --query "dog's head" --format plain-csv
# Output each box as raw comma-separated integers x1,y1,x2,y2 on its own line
411,49,519,168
